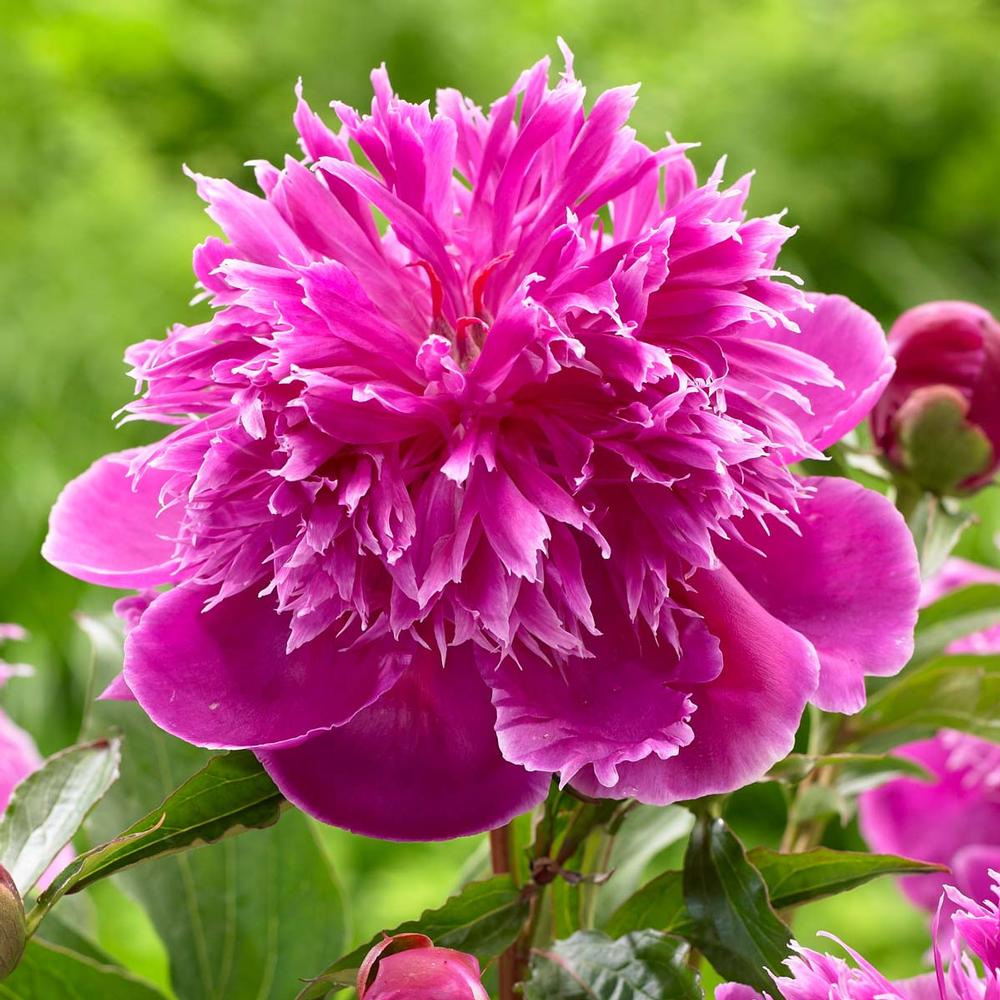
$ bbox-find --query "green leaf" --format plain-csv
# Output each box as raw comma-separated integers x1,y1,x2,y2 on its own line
68,615,348,1000
764,752,930,786
33,913,117,965
906,494,976,579
746,847,947,909
297,875,529,999
766,753,933,826
0,939,168,999
30,750,285,927
785,783,843,825
911,583,1000,667
604,871,689,940
605,847,946,938
681,815,792,990
0,739,120,896
846,653,1000,750
594,806,693,927
523,930,702,1000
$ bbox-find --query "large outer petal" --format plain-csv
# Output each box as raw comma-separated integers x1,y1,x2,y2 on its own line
720,477,919,713
768,294,894,459
258,644,550,841
125,585,409,750
42,450,182,588
571,565,820,803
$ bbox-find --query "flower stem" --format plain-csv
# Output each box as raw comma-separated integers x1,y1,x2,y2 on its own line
490,824,513,879
491,825,519,999
780,706,843,853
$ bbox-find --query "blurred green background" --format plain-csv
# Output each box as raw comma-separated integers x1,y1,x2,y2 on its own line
2,0,999,991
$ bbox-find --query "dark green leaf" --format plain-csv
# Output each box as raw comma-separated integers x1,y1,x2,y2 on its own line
297,875,529,999
747,847,947,909
523,930,702,1000
681,815,792,990
68,615,348,1000
847,654,1000,750
912,584,1000,667
0,739,120,895
604,870,689,940
606,847,945,938
32,750,284,923
0,939,168,999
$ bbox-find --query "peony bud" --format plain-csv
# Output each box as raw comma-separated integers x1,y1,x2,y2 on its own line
0,865,26,980
872,300,1000,494
357,932,489,1000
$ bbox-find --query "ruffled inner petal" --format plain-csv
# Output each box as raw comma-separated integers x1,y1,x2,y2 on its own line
486,611,719,789
571,564,819,803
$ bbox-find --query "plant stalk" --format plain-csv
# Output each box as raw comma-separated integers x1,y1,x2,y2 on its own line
491,825,519,999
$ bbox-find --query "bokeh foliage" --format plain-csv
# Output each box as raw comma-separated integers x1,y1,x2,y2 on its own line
1,0,999,989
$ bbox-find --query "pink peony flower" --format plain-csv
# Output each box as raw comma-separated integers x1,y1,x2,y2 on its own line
714,937,913,1000
941,874,1000,976
860,730,1000,914
43,50,920,840
859,559,1000,912
715,872,1000,1000
356,933,488,1000
871,301,1000,493
0,628,74,892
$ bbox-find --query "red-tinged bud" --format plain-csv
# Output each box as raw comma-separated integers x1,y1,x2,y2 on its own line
0,865,26,980
872,300,1000,494
357,932,489,1000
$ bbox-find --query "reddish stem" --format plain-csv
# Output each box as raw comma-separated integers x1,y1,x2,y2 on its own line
490,825,518,999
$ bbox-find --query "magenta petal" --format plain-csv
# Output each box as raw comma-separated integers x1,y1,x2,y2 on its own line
859,733,1000,910
42,450,182,588
125,585,409,750
952,845,1000,912
721,477,919,713
714,987,762,1000
768,294,894,458
487,615,718,789
258,645,550,841
98,673,135,702
573,566,819,803
0,712,41,811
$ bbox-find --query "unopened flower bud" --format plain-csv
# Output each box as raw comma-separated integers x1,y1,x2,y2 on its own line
0,865,26,980
357,932,488,1000
872,300,1000,494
